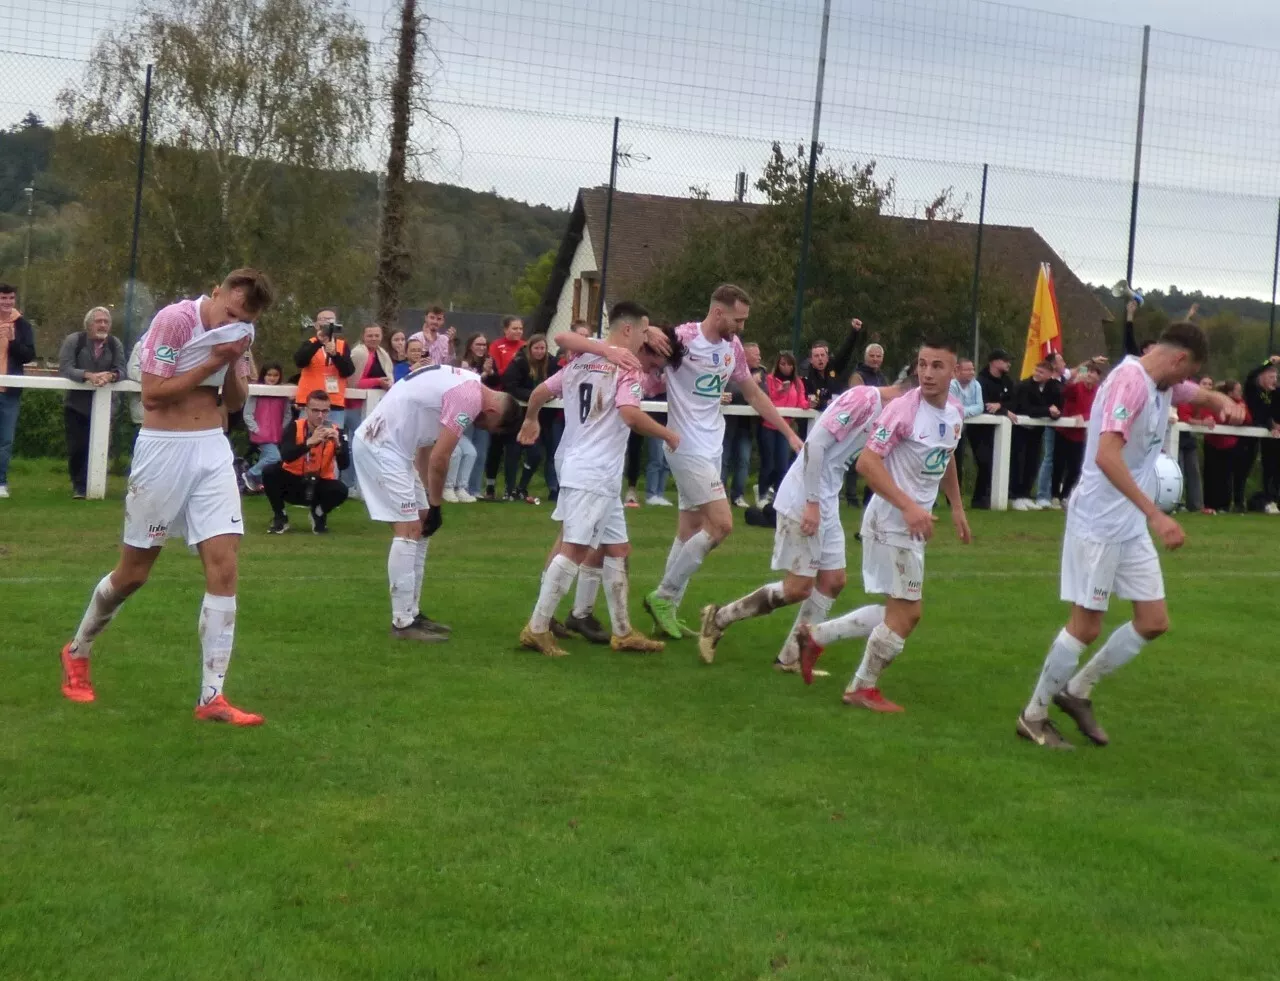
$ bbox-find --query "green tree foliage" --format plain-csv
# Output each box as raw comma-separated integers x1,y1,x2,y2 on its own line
511,248,556,313
641,143,1023,370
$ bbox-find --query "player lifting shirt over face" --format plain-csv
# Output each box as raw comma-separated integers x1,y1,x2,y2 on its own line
59,268,274,725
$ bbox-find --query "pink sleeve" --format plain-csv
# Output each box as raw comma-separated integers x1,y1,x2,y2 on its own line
1170,380,1200,406
138,306,196,378
439,380,483,436
615,369,643,408
822,388,878,439
865,391,916,457
675,322,700,345
544,370,565,398
1098,367,1148,441
642,370,666,397
729,335,751,383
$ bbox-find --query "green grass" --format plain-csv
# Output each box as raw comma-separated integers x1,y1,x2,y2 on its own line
3,456,1279,981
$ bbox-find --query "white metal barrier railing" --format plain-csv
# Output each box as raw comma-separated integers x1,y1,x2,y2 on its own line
2,374,1275,507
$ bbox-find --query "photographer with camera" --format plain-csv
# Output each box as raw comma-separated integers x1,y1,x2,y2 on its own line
293,309,355,428
263,390,351,534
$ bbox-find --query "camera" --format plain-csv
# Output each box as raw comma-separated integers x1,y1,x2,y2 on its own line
327,322,344,336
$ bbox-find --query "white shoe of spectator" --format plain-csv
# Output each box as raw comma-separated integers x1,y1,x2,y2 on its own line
349,485,362,500
454,488,476,503
1049,498,1063,510
442,488,459,503
733,495,749,508
1033,499,1050,510
646,495,673,507
0,484,8,498
1011,498,1031,511
1266,502,1280,515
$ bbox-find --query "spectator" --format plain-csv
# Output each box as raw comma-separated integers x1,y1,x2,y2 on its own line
721,340,763,508
483,317,527,499
1244,356,1280,512
389,330,410,381
0,282,36,498
850,341,888,388
293,310,355,429
1009,358,1062,511
1033,352,1072,508
404,336,426,371
264,390,350,534
461,333,497,498
970,348,1016,509
242,362,288,493
758,351,807,503
1052,360,1102,507
1176,375,1217,513
1204,380,1250,513
409,305,455,366
801,318,862,410
949,356,985,484
57,305,125,498
351,324,394,393
500,331,556,503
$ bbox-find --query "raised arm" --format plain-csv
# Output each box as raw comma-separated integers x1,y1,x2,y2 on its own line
552,329,640,371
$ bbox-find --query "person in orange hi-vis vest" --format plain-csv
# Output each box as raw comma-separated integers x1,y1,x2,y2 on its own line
293,309,355,428
262,389,351,535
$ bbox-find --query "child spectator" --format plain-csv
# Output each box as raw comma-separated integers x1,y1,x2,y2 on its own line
1053,360,1102,506
1205,379,1251,513
389,330,410,381
242,363,288,493
758,351,807,502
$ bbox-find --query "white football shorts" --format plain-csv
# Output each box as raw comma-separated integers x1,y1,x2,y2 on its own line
552,487,629,549
665,448,726,511
1060,531,1164,611
123,428,242,549
352,434,426,523
771,512,846,578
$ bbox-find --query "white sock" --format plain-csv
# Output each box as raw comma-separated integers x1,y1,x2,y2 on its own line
656,530,716,602
1024,628,1088,721
658,538,683,594
810,604,885,648
601,555,631,636
198,593,237,706
1067,622,1146,700
70,573,127,657
849,622,906,692
777,589,837,665
412,538,428,619
531,554,579,633
572,565,603,618
388,537,419,629
714,582,787,628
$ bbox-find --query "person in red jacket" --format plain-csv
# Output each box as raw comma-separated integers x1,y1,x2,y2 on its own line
1176,376,1219,512
758,352,807,502
1053,361,1102,505
482,316,527,499
1204,379,1251,512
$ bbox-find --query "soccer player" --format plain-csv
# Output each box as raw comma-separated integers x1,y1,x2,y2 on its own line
352,362,520,641
1017,322,1244,749
697,382,901,669
644,284,805,639
58,268,274,725
517,303,683,656
797,340,971,711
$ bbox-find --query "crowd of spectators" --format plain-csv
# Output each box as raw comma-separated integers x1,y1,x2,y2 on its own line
4,293,1280,522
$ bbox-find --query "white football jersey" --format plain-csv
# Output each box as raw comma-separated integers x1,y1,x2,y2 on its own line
773,386,884,521
663,321,751,459
137,298,254,388
356,364,482,460
546,354,649,496
862,388,962,548
1067,357,1198,544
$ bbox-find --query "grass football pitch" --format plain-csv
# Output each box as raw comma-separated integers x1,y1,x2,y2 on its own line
3,459,1279,981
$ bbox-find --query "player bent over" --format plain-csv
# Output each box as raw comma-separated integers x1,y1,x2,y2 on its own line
798,340,971,711
353,363,518,641
518,303,683,656
645,284,804,639
1018,322,1243,749
59,268,274,725
697,384,900,670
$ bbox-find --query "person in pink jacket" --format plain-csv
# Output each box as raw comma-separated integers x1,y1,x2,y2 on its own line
242,363,289,493
758,352,808,503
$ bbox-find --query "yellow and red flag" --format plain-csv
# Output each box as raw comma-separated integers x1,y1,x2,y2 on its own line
1020,262,1063,379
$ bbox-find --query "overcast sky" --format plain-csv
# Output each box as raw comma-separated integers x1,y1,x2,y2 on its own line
4,0,1280,296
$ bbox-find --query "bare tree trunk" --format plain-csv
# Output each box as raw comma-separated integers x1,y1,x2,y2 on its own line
375,0,416,328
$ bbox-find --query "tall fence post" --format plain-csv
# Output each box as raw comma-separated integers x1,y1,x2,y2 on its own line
597,116,620,337
1269,196,1280,356
969,163,988,359
1125,27,1150,287
791,0,832,354
86,386,113,499
124,63,154,351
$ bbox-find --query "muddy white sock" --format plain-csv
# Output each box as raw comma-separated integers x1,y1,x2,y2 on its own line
1024,628,1088,721
850,622,906,692
657,530,715,602
412,538,428,619
388,537,419,629
715,582,786,628
810,604,885,648
531,554,579,633
601,555,631,636
1067,622,1145,700
198,593,237,706
70,573,127,657
572,565,603,619
777,589,838,665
